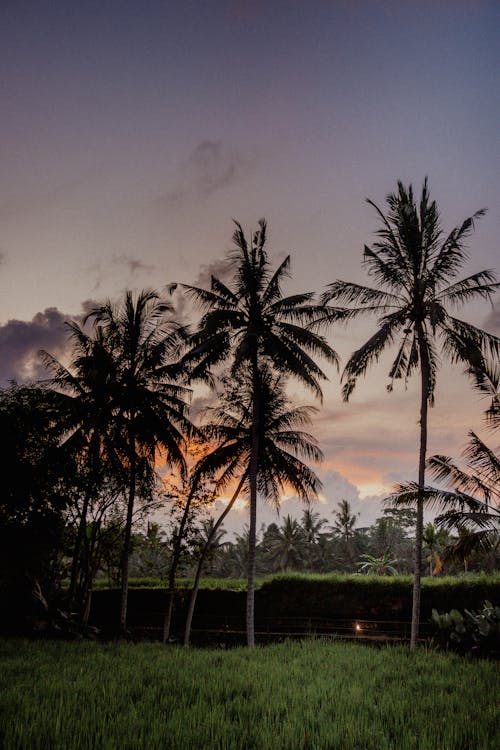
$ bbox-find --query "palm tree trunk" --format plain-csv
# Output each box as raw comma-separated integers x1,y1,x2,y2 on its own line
247,357,260,647
163,482,198,644
119,454,136,637
69,487,91,610
411,329,429,650
69,436,99,613
184,475,246,646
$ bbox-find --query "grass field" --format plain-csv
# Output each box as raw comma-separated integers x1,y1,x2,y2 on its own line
1,639,498,749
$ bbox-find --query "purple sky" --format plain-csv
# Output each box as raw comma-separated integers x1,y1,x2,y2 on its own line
1,0,499,527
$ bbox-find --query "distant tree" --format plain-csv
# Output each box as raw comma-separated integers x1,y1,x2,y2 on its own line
300,508,329,570
265,515,306,572
358,549,398,576
330,500,359,570
323,179,499,647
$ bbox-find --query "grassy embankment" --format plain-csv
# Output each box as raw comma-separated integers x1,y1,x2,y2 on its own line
92,571,500,590
1,638,498,749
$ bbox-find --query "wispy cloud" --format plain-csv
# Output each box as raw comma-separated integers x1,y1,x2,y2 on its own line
159,140,252,209
88,254,157,293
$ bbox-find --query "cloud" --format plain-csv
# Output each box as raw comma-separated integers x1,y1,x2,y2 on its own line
159,140,251,209
483,306,500,334
0,308,73,385
88,254,157,293
204,466,386,540
111,254,156,277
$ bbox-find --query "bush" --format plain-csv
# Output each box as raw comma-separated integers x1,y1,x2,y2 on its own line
431,600,500,655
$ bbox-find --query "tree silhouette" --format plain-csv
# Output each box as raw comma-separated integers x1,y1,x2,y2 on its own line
390,356,499,569
182,220,337,645
85,289,194,635
183,365,323,645
41,322,125,614
324,180,499,646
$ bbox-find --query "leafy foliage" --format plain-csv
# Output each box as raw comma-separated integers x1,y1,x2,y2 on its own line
431,600,500,655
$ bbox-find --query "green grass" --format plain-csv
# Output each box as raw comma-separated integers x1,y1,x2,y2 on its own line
1,639,498,749
91,571,500,591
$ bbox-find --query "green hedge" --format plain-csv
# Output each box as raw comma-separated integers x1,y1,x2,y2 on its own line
88,573,499,641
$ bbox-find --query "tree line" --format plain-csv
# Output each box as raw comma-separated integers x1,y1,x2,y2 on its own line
1,178,498,649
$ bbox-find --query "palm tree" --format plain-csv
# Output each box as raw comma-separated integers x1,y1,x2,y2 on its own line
41,322,125,614
183,365,323,645
266,515,307,572
301,508,329,570
390,355,500,569
323,179,499,647
85,289,195,635
182,220,338,645
330,499,359,569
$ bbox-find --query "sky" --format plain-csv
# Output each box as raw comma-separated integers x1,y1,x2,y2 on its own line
1,0,499,532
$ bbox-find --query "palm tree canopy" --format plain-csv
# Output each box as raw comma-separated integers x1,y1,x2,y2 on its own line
84,289,196,476
322,179,500,402
182,219,339,399
40,321,126,481
194,365,323,510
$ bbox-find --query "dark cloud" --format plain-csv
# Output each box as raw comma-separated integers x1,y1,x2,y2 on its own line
0,308,74,385
483,306,500,334
160,140,251,208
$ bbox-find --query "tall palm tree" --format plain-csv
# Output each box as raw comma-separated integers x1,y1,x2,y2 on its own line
323,179,499,647
182,220,338,645
86,289,195,635
183,365,324,645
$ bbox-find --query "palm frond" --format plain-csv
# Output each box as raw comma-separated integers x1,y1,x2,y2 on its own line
437,270,499,307
321,280,400,308
342,316,402,400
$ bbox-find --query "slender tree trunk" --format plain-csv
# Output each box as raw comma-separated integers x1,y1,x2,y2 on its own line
184,475,246,646
69,437,100,613
247,357,260,647
163,483,197,644
119,454,136,637
69,488,91,609
411,330,429,650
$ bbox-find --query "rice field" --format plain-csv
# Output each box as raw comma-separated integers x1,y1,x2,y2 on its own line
1,638,497,749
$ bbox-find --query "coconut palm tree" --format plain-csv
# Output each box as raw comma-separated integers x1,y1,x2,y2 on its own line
85,289,195,635
323,179,499,647
41,322,125,613
183,365,323,645
301,508,329,570
330,499,359,570
181,220,338,645
266,515,307,572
